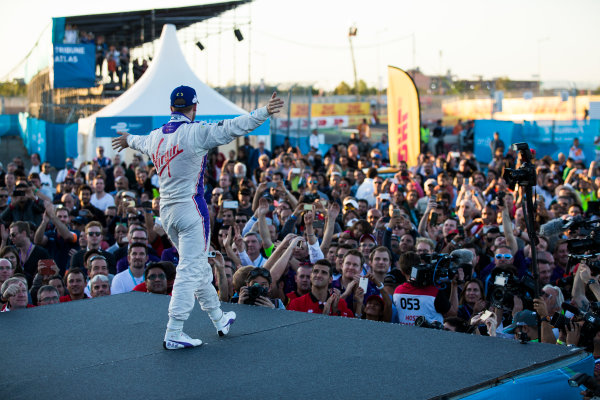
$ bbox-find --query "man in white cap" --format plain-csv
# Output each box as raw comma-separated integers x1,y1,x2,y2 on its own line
113,85,284,349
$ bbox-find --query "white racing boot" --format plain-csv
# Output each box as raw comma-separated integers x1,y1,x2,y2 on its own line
163,331,203,350
212,311,236,337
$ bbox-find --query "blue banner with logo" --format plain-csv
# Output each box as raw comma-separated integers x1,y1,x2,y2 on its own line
474,119,600,164
53,43,95,88
96,115,270,137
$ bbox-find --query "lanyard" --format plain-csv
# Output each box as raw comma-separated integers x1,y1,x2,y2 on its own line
20,243,33,264
128,268,143,286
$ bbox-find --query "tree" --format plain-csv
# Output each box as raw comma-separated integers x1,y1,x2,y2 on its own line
0,80,26,97
334,81,351,95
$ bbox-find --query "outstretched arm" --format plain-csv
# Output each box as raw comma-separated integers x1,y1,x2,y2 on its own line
193,92,284,150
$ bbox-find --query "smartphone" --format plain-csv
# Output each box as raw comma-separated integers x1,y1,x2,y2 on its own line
13,190,26,197
380,193,391,200
223,200,239,209
304,204,313,211
457,225,465,237
207,251,216,258
40,259,55,275
141,201,153,209
359,277,369,292
392,209,401,218
154,217,162,227
480,310,493,322
126,201,136,208
291,168,301,174
267,182,277,189
451,151,461,158
429,212,438,226
313,220,325,229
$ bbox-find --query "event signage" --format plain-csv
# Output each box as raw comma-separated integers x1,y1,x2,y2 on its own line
290,102,370,118
53,43,96,88
387,66,421,167
95,115,270,138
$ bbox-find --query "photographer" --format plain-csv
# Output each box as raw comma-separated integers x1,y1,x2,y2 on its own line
393,251,457,326
238,267,285,309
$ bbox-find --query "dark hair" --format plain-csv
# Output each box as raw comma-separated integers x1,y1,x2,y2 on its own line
77,184,92,194
459,279,485,306
245,267,272,285
314,259,333,277
145,261,176,281
398,251,421,275
128,242,148,255
64,267,85,284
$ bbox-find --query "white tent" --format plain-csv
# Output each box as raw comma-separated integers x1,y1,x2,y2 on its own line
77,24,269,164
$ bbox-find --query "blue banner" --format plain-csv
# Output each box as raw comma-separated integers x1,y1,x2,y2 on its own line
96,115,270,137
474,119,600,164
53,43,95,88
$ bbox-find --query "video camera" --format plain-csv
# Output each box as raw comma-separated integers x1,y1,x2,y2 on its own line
551,302,600,351
502,143,536,188
566,218,600,254
487,270,537,311
410,250,473,288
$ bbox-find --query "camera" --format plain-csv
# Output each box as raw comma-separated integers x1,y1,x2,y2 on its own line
414,316,444,330
502,143,536,187
566,219,600,254
551,302,600,351
244,283,269,305
410,252,471,288
487,271,537,311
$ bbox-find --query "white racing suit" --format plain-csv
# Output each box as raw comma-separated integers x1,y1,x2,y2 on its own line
127,107,270,321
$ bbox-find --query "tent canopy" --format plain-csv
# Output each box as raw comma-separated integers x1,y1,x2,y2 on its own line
77,23,269,163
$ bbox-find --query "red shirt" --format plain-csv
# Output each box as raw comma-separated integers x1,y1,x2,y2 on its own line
59,294,89,302
287,292,354,317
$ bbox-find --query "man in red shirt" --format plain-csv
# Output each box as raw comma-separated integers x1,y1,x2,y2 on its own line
285,263,312,304
60,268,89,302
287,260,353,318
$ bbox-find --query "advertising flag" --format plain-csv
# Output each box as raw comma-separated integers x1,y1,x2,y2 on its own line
387,66,421,167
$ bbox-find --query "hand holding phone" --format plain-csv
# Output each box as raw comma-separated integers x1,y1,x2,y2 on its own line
359,277,369,292
39,259,56,276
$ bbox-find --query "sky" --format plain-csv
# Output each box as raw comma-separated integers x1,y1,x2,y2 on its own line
1,0,599,91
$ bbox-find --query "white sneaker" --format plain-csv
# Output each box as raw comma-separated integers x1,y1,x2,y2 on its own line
213,311,236,337
163,331,203,350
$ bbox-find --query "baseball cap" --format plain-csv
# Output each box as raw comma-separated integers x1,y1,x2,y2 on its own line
503,310,538,334
170,85,198,108
343,198,359,210
359,233,376,244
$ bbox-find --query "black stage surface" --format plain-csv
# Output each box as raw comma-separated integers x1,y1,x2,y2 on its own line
0,293,587,399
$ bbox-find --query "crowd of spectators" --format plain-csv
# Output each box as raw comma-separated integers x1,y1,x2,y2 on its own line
1,122,600,386
63,24,149,89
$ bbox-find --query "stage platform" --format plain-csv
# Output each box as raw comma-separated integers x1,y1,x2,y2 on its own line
0,292,592,399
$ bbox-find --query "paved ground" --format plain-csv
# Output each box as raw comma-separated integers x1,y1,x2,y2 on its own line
0,292,584,400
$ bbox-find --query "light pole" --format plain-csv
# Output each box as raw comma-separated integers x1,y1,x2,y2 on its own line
348,25,359,97
537,37,549,93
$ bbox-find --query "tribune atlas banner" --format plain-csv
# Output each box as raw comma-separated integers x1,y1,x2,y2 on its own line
387,66,421,167
53,43,96,88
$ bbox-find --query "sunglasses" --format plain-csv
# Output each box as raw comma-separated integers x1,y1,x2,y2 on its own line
248,267,271,281
495,253,513,260
87,232,102,237
147,273,166,280
89,255,106,262
235,219,246,223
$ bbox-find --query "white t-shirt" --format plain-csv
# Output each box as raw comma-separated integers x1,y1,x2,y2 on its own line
91,192,115,211
111,269,144,295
